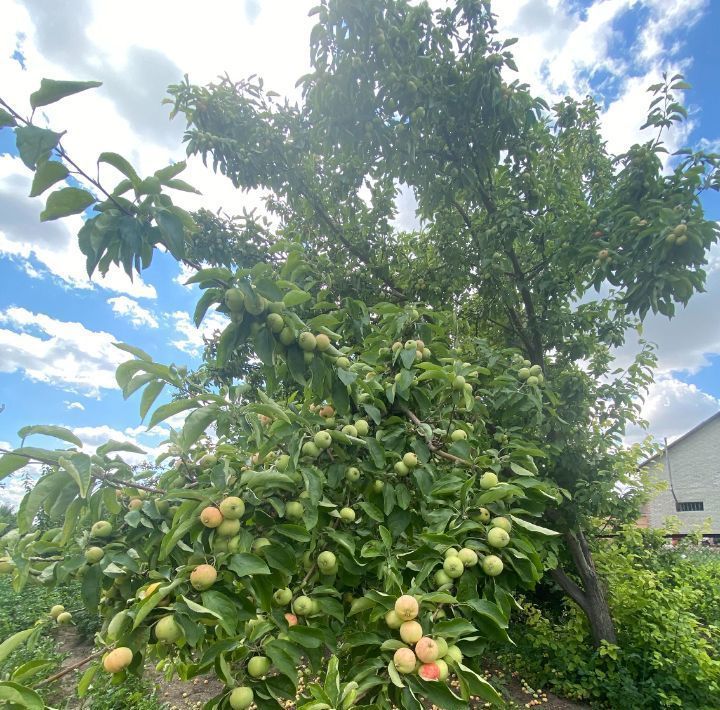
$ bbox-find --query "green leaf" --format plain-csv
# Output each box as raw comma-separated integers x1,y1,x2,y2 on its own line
15,125,63,169
154,161,187,182
77,664,99,698
17,424,82,448
509,515,560,536
287,625,325,648
406,676,466,710
98,151,140,187
247,402,291,424
387,660,405,688
366,439,386,469
40,186,95,221
59,455,91,498
96,440,146,456
113,342,153,361
0,681,44,709
456,662,503,704
265,640,301,686
0,628,34,664
324,655,340,705
193,289,223,327
380,639,406,651
283,289,312,307
140,380,165,421
29,160,68,197
184,267,233,286
0,108,16,127
164,178,201,193
159,513,199,561
30,78,102,108
18,471,70,533
133,584,168,629
181,405,218,448
462,598,508,632
432,618,477,638
81,562,102,611
0,453,30,481
201,589,238,636
156,209,186,258
274,524,311,542
228,553,271,577
510,462,535,477
11,658,56,684
147,399,198,430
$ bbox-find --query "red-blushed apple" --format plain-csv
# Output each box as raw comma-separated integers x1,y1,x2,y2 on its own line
415,637,439,663
103,647,133,673
419,662,441,681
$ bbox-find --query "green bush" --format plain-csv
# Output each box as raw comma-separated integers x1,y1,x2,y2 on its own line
497,527,720,708
82,672,163,710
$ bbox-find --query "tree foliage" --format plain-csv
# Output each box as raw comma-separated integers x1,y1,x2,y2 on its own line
0,0,719,707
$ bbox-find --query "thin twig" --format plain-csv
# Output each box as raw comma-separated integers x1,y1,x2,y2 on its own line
397,406,473,467
99,475,164,495
35,648,107,688
0,449,164,494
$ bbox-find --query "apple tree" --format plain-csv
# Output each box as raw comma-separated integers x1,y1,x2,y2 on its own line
162,0,720,646
0,248,564,707
0,78,568,710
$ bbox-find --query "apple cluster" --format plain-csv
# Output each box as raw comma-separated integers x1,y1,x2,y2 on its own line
516,360,544,387
387,595,463,682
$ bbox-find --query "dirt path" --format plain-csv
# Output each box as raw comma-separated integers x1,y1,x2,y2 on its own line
43,629,590,709
45,627,223,710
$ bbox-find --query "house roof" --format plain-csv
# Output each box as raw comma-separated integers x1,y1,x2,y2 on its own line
640,409,720,466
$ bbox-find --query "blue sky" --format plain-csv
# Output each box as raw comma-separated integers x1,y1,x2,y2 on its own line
1,0,719,505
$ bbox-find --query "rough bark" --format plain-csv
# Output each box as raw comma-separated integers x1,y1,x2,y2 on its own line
550,528,617,646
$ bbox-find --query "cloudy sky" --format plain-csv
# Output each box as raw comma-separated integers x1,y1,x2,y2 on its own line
0,0,719,506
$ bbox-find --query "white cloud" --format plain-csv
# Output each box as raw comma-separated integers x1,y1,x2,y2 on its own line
625,375,719,445
496,0,707,155
64,401,85,411
0,440,35,510
0,156,157,298
0,306,127,397
174,262,197,290
107,296,159,329
613,243,720,375
170,309,229,356
1,0,314,211
0,474,34,511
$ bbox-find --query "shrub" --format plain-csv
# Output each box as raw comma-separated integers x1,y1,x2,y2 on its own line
498,527,720,708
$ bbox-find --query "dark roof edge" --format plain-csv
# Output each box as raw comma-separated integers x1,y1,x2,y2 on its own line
640,409,720,466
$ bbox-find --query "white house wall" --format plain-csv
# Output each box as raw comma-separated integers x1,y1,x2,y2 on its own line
644,414,720,534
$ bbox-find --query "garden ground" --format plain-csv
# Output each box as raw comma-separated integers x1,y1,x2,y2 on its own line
44,624,589,709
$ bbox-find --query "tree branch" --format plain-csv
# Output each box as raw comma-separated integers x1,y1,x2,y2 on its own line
0,449,164,495
398,405,473,467
35,648,107,688
506,244,544,364
565,530,595,588
550,567,589,614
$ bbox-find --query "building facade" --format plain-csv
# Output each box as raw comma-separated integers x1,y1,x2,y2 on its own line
640,411,720,534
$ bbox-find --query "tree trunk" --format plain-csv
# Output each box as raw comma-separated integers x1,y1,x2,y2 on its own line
550,528,617,646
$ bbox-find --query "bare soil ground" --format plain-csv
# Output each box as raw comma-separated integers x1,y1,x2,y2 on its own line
44,628,591,709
